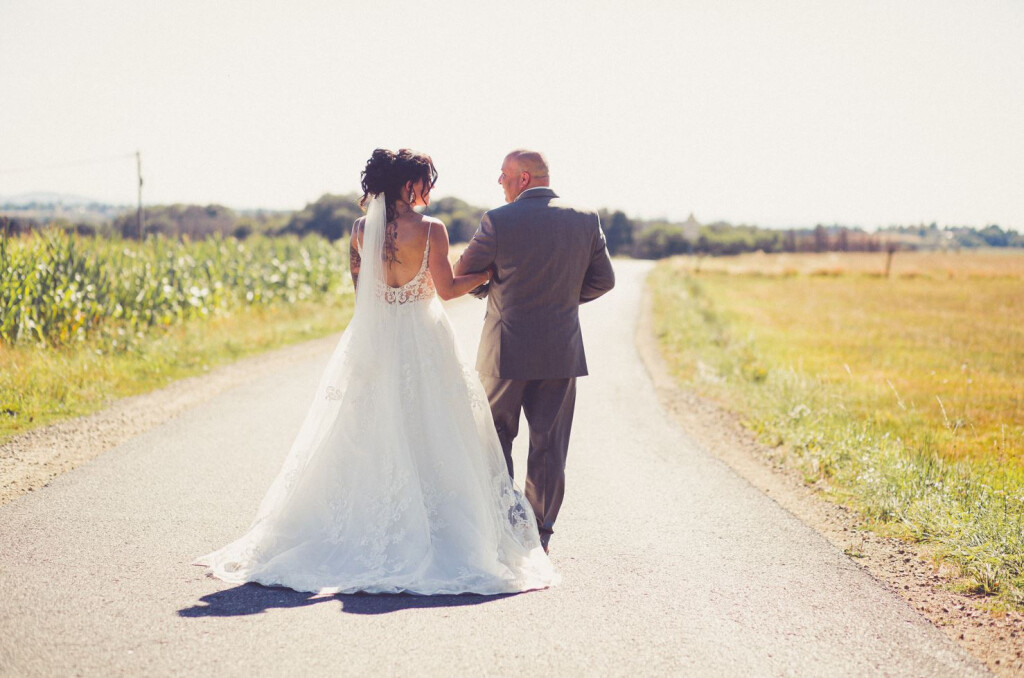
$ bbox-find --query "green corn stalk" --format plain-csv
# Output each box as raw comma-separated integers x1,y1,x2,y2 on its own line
0,230,349,349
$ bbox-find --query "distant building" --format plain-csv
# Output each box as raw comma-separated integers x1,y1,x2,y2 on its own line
681,212,701,241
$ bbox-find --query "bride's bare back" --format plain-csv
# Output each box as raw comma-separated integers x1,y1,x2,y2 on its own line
351,212,431,287
349,210,490,299
382,211,433,287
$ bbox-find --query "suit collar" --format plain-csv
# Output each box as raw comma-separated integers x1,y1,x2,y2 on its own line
514,186,558,201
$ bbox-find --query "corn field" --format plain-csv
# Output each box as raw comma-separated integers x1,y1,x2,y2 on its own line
0,229,351,349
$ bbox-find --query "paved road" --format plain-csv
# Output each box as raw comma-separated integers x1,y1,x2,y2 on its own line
0,259,988,677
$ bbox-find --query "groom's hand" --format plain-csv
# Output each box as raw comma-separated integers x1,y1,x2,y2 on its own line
469,263,497,299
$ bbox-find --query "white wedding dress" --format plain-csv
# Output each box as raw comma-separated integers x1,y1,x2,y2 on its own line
193,195,556,595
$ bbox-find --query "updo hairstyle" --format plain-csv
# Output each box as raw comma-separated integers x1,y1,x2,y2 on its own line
360,148,439,222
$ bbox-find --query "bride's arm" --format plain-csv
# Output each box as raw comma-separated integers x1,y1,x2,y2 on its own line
427,219,490,301
349,218,364,291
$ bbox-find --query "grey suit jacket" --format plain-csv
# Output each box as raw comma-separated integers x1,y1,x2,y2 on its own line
456,187,615,380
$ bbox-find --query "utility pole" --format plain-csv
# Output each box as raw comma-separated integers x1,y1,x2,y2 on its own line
136,150,144,240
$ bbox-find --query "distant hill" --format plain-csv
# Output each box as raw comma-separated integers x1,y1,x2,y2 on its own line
0,193,130,225
1,192,105,207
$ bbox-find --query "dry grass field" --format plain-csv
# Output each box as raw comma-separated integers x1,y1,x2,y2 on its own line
651,249,1024,606
666,251,1024,465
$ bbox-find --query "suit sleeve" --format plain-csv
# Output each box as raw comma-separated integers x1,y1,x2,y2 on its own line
580,216,615,304
455,213,497,276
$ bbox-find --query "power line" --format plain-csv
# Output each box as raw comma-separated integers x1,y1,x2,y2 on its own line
0,153,137,175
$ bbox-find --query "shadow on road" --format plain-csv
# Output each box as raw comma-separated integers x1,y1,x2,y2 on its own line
178,583,518,618
336,591,517,615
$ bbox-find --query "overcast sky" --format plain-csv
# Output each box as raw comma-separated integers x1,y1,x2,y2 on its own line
2,0,1022,229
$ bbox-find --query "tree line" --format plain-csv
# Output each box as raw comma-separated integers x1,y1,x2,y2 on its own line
3,195,1021,258
601,212,1024,258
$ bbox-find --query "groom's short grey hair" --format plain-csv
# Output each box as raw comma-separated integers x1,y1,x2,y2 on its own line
506,149,549,179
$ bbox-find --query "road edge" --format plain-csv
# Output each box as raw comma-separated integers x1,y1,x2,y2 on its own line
0,332,341,508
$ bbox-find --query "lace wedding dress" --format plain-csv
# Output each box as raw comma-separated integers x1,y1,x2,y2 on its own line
193,195,556,595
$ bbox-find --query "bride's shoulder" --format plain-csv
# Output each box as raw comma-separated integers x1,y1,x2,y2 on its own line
351,215,366,235
419,214,448,236
422,216,450,249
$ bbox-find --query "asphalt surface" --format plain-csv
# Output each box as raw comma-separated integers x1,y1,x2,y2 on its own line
0,259,989,677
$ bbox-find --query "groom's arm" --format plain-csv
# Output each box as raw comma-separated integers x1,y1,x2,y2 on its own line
455,213,497,275
455,213,498,298
580,218,615,304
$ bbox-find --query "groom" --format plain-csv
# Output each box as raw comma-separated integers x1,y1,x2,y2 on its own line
455,149,615,553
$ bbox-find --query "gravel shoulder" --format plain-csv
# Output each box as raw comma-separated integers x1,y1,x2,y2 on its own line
635,283,1023,677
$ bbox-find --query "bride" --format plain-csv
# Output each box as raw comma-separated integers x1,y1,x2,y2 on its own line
193,148,557,595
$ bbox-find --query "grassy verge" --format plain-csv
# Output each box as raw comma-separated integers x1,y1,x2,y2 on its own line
650,255,1024,609
0,296,353,445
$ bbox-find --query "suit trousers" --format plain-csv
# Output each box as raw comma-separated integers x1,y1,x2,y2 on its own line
479,375,577,541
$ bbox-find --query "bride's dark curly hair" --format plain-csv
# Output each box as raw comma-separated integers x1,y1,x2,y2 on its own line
360,148,439,223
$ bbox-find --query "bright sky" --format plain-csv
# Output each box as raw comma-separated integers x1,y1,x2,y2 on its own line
1,0,1022,229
